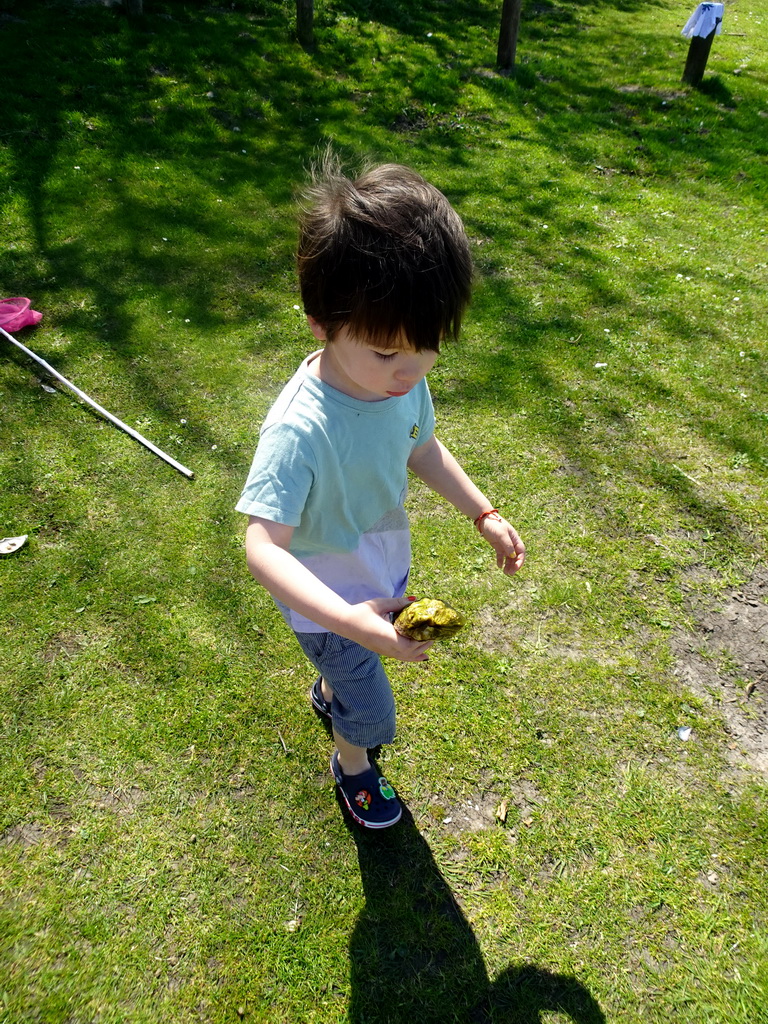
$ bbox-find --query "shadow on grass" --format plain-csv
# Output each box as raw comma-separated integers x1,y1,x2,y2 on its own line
335,0,667,43
345,802,605,1023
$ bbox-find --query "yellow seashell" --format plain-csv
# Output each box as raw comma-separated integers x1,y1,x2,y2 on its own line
393,598,465,641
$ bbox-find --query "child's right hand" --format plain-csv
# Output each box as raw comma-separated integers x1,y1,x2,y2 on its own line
346,597,434,662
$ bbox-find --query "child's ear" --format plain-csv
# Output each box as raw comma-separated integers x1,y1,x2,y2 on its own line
307,315,328,341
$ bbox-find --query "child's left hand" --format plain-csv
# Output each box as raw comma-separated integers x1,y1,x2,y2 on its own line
478,513,526,576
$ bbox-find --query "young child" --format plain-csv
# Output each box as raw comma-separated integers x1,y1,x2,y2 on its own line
237,158,525,829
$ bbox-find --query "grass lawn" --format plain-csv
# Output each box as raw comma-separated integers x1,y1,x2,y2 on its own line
1,0,767,1021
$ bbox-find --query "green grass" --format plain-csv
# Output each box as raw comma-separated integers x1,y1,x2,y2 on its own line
1,0,768,1021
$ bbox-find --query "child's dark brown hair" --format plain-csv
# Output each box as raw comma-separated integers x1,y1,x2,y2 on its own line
297,154,473,352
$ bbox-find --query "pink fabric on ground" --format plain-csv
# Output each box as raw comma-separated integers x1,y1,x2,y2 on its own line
0,297,43,331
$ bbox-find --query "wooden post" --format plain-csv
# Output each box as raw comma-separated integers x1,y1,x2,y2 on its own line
682,27,716,85
296,0,314,50
497,0,523,71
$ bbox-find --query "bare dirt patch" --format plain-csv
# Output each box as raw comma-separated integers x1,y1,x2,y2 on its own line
0,822,50,848
422,778,544,837
672,567,768,777
74,773,148,816
0,821,73,848
617,85,689,101
41,630,87,663
474,594,545,657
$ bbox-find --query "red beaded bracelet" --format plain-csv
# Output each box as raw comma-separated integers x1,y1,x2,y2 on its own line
473,508,502,532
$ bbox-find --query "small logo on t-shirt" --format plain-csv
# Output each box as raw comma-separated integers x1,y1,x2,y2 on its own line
410,423,420,440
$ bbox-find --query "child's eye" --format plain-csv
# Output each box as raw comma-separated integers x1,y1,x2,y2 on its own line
373,351,397,361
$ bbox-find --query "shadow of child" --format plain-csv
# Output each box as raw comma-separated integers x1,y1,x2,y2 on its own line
344,798,606,1024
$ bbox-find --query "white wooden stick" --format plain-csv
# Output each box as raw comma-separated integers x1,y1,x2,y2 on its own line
1,325,195,479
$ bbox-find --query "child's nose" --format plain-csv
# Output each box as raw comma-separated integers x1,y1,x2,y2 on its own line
395,357,423,382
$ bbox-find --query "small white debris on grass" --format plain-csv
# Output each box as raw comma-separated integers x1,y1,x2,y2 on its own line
0,535,27,556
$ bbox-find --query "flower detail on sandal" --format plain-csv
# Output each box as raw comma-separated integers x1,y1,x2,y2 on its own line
355,790,372,810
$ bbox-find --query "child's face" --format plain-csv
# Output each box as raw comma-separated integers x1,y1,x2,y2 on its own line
309,320,438,402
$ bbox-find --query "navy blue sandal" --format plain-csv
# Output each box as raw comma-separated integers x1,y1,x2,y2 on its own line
330,750,402,829
310,676,332,719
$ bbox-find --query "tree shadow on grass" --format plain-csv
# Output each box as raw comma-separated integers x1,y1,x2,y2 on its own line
0,1,377,408
345,801,606,1024
337,0,666,43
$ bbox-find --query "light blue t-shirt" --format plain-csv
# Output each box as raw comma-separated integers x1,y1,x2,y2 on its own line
236,352,435,632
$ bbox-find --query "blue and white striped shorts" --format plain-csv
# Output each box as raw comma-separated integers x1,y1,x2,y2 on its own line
293,630,396,748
